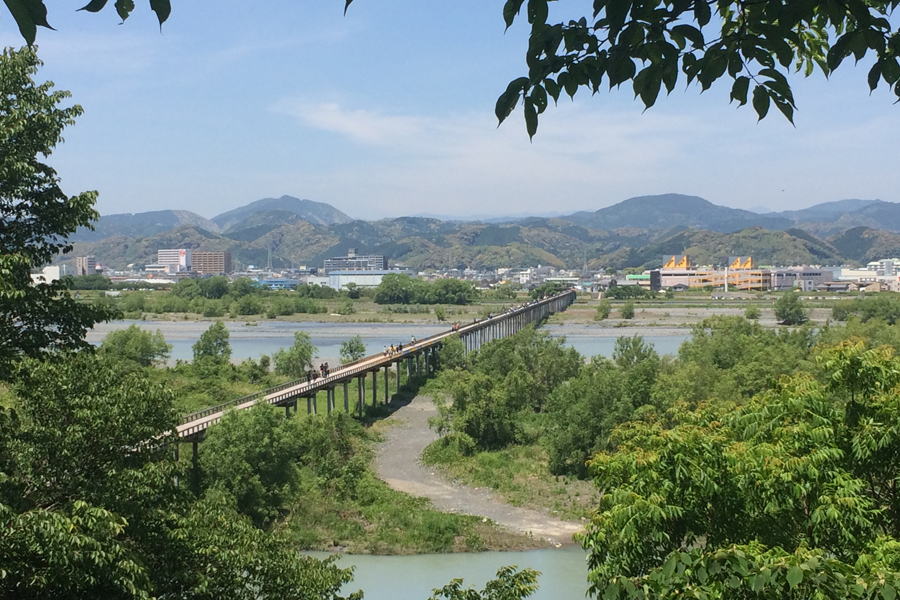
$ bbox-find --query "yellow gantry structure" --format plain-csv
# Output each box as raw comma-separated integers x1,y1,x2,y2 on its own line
659,256,769,290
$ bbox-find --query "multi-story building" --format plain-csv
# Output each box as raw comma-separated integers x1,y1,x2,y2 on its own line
323,248,388,272
192,251,232,275
866,258,900,277
770,267,834,291
74,255,97,276
157,249,192,273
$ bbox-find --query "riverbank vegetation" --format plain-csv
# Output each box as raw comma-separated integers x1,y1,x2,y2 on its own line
423,313,900,598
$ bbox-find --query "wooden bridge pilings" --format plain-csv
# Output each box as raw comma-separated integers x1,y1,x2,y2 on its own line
176,290,576,442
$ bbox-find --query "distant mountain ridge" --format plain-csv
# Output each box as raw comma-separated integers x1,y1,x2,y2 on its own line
212,195,353,231
66,192,900,271
71,210,218,242
559,193,794,232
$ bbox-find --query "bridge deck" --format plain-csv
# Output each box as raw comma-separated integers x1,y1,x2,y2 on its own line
176,291,575,440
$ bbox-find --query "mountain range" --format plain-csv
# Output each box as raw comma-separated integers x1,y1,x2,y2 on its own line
68,193,900,271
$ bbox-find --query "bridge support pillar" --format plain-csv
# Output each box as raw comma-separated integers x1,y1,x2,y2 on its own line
358,376,365,417
312,393,317,415
372,370,377,405
343,381,349,413
190,440,200,495
327,387,335,414
384,365,389,403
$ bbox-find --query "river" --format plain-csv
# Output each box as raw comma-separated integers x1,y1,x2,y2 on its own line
86,320,690,362
87,319,676,596
309,546,590,600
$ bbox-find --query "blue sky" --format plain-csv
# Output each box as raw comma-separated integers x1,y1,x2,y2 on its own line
1,1,897,220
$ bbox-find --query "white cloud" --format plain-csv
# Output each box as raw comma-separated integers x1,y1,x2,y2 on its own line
274,99,429,145
269,98,715,218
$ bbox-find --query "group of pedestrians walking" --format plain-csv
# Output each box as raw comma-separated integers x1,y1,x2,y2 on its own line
306,361,330,382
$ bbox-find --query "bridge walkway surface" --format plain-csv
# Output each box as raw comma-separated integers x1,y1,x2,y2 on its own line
176,290,575,441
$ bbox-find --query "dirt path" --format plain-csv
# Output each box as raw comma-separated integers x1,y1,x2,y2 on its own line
374,395,584,546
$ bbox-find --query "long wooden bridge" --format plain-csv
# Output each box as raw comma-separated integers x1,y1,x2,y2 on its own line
176,290,576,442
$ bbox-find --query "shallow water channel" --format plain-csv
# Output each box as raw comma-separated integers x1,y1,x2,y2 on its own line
87,320,690,362
308,545,590,600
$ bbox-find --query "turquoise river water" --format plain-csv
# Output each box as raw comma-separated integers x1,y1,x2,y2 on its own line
86,320,689,363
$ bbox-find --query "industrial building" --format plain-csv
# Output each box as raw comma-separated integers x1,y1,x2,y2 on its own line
650,256,770,291
323,249,388,272
192,251,232,275
648,256,834,292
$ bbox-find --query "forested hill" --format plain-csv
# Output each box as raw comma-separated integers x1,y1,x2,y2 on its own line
71,219,888,271
68,194,900,270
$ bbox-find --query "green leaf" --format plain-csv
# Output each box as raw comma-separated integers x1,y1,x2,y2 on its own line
503,0,525,29
524,97,538,139
78,0,108,12
694,0,711,27
149,0,170,26
496,78,528,124
543,78,561,102
4,0,37,44
730,76,750,105
671,24,704,48
868,63,882,90
23,0,50,27
883,58,900,84
605,0,632,36
752,85,770,120
529,84,548,112
883,583,897,600
786,565,803,588
114,0,133,20
527,0,548,26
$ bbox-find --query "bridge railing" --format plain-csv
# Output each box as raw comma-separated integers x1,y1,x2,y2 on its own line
178,290,575,429
179,323,454,425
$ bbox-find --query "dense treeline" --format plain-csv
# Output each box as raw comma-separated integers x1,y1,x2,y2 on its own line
82,274,487,317
374,274,479,305
833,294,900,325
427,312,900,599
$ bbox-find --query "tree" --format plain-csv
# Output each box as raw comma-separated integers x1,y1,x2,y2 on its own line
428,566,539,600
0,48,112,376
492,0,900,137
374,273,423,304
274,331,315,377
199,276,229,299
775,290,808,325
199,404,300,526
745,305,761,320
99,325,171,366
339,335,366,364
619,301,635,319
0,353,360,599
10,2,899,135
529,281,567,300
343,282,361,299
595,299,611,321
193,321,231,366
581,340,900,600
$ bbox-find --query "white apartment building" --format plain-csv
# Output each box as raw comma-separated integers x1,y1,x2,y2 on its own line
157,249,192,273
